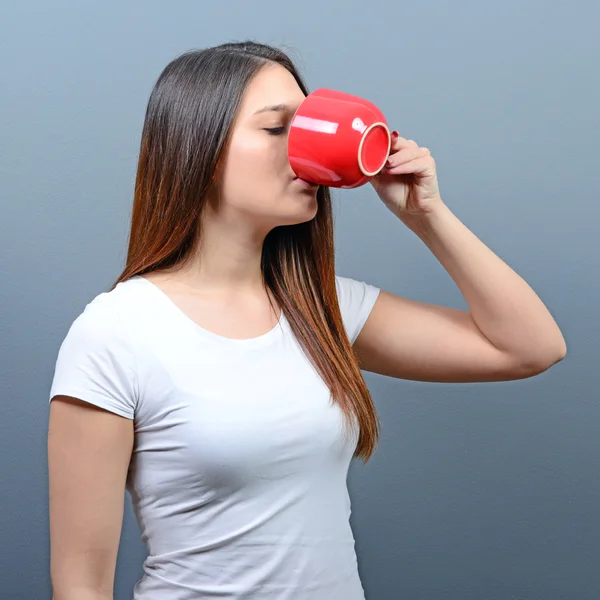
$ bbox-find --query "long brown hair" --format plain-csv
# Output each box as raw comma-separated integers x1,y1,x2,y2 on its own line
112,41,379,461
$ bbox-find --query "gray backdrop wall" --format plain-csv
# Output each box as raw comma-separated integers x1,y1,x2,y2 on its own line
1,1,599,598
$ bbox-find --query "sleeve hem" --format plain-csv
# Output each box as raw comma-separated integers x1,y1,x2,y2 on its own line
351,287,381,343
49,389,135,420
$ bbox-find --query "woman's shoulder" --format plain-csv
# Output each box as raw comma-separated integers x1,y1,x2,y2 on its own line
334,274,380,303
334,274,381,343
63,277,146,343
50,280,142,417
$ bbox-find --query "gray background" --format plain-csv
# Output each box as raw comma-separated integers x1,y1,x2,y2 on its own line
1,1,598,598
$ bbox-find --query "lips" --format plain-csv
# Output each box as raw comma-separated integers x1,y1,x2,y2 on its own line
293,176,318,187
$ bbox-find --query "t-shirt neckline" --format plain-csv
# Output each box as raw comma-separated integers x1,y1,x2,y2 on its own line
129,275,286,348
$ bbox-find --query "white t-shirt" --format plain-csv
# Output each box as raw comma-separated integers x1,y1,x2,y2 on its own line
49,274,380,600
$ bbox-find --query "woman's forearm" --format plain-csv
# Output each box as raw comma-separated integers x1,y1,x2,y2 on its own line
403,199,566,367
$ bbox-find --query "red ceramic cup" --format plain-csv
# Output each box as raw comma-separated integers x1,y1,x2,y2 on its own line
288,88,391,189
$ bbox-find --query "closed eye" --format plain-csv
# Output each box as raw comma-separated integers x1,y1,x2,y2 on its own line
264,126,286,135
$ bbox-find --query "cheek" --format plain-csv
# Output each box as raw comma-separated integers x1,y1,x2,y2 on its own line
218,131,293,216
224,133,282,187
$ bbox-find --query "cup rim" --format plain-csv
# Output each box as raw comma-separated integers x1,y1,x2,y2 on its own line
287,99,303,177
357,122,391,176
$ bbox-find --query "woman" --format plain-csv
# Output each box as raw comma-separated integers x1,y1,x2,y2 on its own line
47,41,566,600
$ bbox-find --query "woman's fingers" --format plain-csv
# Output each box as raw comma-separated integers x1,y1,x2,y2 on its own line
386,146,430,169
385,155,435,176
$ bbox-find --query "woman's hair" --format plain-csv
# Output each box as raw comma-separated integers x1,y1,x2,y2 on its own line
112,41,379,461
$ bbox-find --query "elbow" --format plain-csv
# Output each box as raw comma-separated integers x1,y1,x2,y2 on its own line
555,336,568,363
515,337,567,378
51,584,112,600
51,587,112,600
50,562,113,600
547,333,568,367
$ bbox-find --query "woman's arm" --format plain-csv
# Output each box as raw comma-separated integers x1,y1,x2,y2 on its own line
48,396,134,600
355,201,566,382
357,134,566,382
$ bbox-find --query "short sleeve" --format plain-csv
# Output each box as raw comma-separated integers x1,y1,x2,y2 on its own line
49,298,138,419
335,275,381,344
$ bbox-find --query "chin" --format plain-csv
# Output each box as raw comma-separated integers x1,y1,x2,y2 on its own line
282,197,319,226
253,191,319,229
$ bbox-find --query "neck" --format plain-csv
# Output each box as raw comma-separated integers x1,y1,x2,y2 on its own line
177,204,269,292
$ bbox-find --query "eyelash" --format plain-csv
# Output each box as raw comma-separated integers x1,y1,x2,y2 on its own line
264,126,286,135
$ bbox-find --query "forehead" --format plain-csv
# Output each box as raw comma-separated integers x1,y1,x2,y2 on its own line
237,63,305,117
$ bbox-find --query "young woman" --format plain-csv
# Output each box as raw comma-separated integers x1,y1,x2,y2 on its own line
47,41,566,600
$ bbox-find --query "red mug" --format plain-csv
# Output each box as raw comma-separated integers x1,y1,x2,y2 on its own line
288,88,391,189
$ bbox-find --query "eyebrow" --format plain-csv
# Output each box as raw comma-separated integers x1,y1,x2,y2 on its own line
253,103,290,115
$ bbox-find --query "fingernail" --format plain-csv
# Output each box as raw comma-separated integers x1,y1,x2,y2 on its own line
391,130,399,138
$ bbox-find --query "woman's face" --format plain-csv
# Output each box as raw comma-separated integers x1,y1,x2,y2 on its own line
216,63,320,230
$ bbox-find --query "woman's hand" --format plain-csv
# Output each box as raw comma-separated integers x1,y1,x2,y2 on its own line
371,132,443,221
